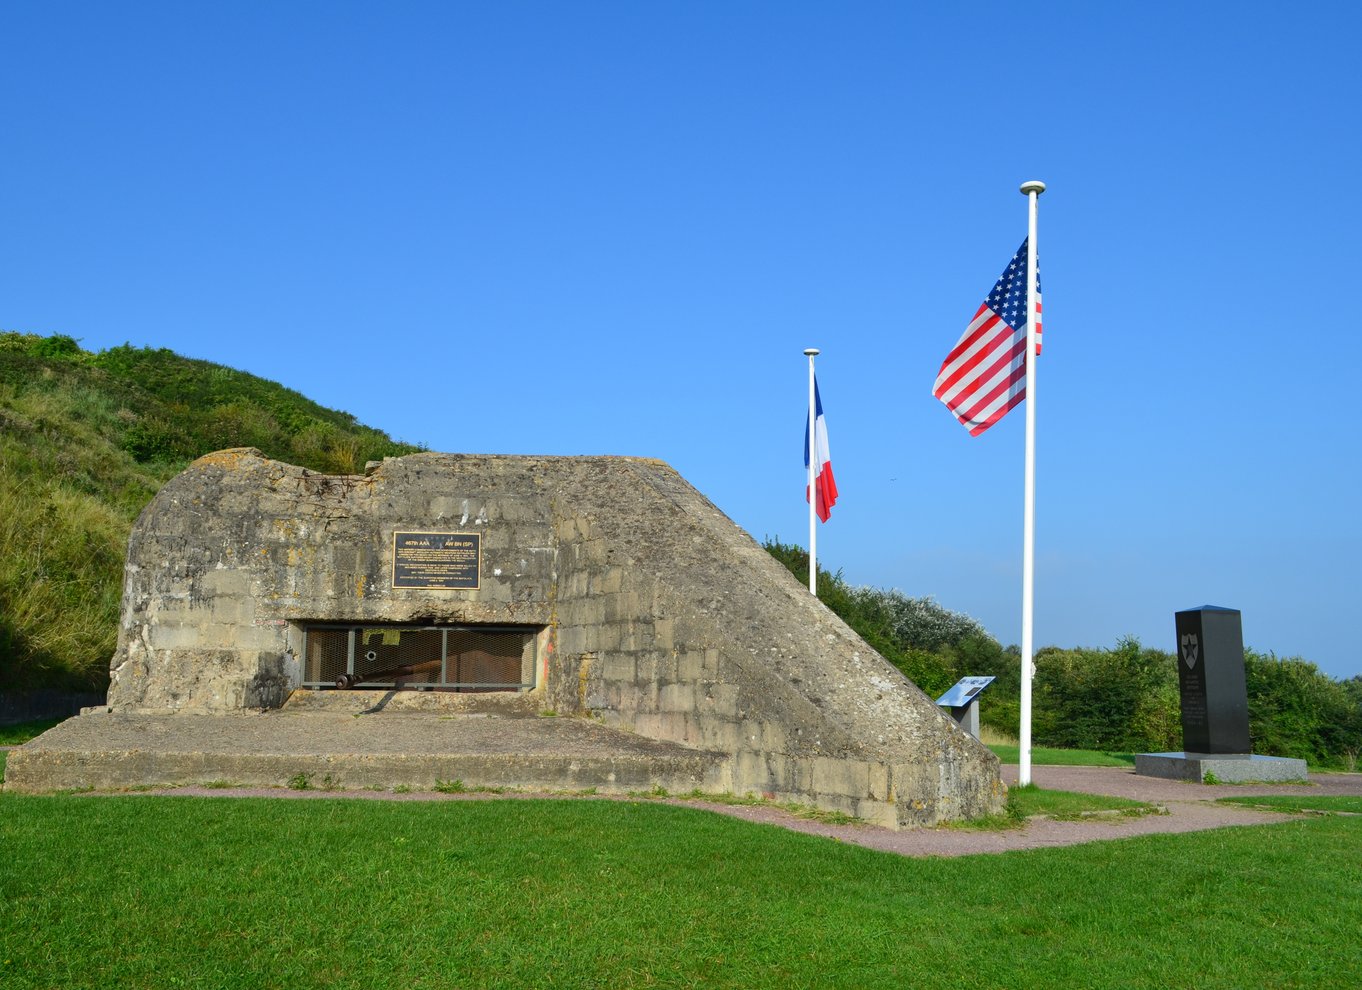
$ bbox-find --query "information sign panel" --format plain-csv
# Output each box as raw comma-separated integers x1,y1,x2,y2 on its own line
936,676,995,708
391,531,481,590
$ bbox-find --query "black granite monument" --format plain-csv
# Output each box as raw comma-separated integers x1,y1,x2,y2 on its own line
1174,605,1251,753
1135,605,1308,782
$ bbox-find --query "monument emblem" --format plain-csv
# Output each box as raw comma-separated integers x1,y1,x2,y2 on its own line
1180,633,1199,669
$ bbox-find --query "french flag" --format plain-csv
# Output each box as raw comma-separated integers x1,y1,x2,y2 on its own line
804,376,838,522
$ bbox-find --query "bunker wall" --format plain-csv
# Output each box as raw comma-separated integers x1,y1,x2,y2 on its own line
107,449,1003,825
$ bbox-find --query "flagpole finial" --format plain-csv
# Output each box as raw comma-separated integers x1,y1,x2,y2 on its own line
1019,180,1046,196
803,348,820,356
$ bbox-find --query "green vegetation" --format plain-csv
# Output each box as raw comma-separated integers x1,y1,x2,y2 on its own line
1033,638,1180,751
1,795,1358,988
987,744,1136,767
0,718,63,746
1218,794,1362,815
765,540,1362,770
949,785,1157,830
0,332,417,692
1006,784,1156,820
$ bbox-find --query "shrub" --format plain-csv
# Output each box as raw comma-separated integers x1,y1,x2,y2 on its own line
1245,651,1362,766
121,418,190,463
27,333,83,360
1032,638,1179,753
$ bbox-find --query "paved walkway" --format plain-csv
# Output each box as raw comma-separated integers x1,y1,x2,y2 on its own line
59,762,1361,859
671,763,1361,857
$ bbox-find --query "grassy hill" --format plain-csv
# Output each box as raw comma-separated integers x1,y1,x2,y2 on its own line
0,332,418,692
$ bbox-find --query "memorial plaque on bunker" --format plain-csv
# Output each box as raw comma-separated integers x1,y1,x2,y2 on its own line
392,531,481,590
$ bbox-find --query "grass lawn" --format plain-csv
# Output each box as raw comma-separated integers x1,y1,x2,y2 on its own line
1218,794,1362,815
2,795,1358,989
949,785,1159,830
1008,785,1155,819
988,743,1136,767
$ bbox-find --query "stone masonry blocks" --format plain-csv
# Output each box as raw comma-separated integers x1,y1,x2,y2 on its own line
96,449,1001,826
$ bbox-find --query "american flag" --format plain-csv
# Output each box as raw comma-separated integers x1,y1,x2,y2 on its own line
932,239,1042,436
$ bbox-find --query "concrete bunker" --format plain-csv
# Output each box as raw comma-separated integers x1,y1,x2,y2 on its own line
9,448,1004,826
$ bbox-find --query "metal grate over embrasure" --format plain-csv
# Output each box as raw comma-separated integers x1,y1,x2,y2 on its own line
301,625,536,692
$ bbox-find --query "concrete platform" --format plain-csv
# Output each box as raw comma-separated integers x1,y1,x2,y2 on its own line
1135,752,1309,784
2,698,730,795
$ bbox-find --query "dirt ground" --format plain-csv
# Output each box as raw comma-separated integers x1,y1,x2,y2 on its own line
55,763,1362,859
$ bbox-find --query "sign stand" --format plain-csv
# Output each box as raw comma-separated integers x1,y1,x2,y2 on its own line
936,676,996,740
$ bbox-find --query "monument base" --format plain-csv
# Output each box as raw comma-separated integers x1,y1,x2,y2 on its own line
1135,752,1308,784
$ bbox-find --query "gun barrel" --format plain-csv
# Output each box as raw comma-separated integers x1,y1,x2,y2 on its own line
335,657,444,689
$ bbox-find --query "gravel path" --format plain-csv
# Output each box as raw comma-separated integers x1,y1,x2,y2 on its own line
80,764,1362,859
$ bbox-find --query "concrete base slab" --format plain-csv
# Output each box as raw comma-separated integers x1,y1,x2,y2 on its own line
2,709,730,796
1135,752,1308,784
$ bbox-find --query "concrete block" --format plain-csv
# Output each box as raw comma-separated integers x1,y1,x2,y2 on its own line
676,651,703,682
209,599,256,626
567,598,607,627
696,718,741,753
147,623,202,650
620,623,654,652
556,626,587,655
812,756,869,799
699,683,740,718
632,712,664,738
732,749,778,795
594,624,622,651
592,568,623,595
201,569,251,596
481,528,512,551
653,617,675,651
658,683,694,712
703,648,720,677
756,720,789,753
601,652,636,682
632,651,671,684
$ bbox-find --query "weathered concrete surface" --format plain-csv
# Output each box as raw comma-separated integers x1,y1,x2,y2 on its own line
4,708,726,795
11,449,1003,826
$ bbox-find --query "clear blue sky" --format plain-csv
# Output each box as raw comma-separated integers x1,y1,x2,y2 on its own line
4,2,1359,679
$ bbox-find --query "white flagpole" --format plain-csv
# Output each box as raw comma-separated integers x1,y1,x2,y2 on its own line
804,347,820,595
1018,179,1045,787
